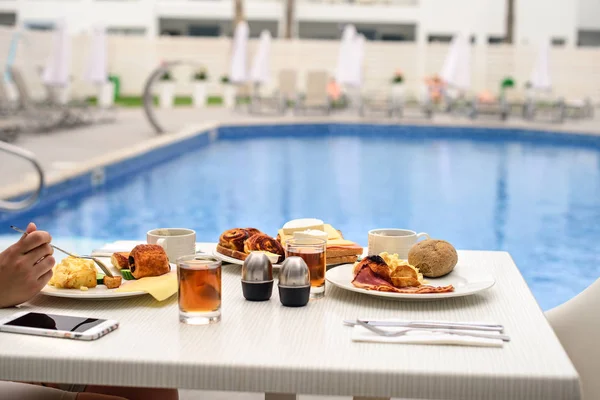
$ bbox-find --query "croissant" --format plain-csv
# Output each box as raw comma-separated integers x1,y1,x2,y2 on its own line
244,234,285,263
218,228,249,252
129,244,170,279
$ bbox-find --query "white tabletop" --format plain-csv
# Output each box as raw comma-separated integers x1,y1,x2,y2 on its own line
0,245,581,399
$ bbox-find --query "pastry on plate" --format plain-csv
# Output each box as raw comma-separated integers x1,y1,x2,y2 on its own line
244,227,263,238
129,244,170,279
217,228,250,260
111,252,130,270
244,233,285,263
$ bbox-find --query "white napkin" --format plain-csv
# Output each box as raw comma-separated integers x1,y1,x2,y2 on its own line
352,323,504,348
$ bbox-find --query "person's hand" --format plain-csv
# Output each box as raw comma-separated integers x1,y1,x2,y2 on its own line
0,222,54,308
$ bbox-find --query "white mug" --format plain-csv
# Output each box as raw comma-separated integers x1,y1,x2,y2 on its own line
367,229,430,260
147,228,196,263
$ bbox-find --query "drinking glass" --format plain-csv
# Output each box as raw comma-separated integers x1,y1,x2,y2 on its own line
285,238,326,298
177,255,221,325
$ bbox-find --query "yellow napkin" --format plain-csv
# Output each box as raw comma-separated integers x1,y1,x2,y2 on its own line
115,271,177,301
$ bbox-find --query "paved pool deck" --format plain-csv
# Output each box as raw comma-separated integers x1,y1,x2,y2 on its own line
2,106,600,195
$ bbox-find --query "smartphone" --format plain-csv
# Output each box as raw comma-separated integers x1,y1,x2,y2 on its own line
0,311,119,341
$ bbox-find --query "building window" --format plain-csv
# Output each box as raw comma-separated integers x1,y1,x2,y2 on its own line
488,36,506,45
107,27,147,36
551,37,566,46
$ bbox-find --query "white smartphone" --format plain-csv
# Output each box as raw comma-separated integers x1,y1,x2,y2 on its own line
0,311,119,341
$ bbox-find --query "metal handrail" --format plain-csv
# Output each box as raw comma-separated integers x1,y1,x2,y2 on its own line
0,141,44,211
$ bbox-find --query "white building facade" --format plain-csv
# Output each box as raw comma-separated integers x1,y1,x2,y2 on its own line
0,0,597,46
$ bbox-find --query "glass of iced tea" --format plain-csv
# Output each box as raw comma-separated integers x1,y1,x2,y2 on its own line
177,255,222,325
285,238,326,298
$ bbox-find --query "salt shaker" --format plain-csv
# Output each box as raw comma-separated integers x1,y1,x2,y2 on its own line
241,252,274,301
278,256,311,307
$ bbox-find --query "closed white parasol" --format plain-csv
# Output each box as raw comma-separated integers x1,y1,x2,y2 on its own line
43,19,71,87
230,21,249,84
250,30,272,85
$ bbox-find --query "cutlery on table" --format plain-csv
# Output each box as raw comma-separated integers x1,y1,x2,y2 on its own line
356,320,511,342
10,226,114,277
344,319,504,332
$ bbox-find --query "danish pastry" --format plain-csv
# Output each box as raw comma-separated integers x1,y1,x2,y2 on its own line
129,244,170,279
244,234,285,263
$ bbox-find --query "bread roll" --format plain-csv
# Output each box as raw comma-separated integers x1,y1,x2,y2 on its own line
408,239,458,278
129,244,170,279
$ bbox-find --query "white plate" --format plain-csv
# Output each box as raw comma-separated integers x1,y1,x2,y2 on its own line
325,263,495,300
40,257,175,300
212,249,282,268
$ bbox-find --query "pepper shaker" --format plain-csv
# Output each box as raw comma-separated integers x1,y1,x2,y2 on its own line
278,256,311,307
241,252,274,301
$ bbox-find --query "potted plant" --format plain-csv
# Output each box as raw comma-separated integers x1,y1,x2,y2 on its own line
158,70,175,109
390,69,405,106
221,75,235,108
98,75,116,108
192,68,208,108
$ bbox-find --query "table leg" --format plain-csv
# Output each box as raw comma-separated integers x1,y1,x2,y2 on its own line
265,393,297,400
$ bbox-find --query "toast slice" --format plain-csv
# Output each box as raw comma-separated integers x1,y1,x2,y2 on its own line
216,244,248,261
327,254,359,266
111,252,130,270
327,244,363,258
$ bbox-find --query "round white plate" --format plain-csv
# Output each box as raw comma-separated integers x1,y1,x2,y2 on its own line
325,263,495,300
212,249,282,268
40,257,175,300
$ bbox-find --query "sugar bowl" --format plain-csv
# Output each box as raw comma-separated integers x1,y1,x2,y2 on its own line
241,252,274,301
278,256,311,307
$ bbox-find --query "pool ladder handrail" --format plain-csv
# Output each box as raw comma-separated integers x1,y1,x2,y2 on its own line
0,140,44,211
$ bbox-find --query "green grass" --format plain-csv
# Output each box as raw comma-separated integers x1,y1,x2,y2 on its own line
86,95,224,107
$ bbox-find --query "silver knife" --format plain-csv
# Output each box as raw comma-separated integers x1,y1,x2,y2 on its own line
344,319,504,332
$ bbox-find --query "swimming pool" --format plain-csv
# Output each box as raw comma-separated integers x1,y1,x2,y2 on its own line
2,123,600,310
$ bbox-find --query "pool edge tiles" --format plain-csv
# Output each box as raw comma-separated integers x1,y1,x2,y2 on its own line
0,122,218,223
217,122,600,149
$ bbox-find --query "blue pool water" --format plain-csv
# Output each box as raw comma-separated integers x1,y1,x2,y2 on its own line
3,124,600,310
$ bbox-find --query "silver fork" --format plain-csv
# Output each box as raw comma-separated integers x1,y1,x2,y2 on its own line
10,226,114,277
357,320,511,342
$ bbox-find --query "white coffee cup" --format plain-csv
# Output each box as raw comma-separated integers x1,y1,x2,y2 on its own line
147,228,196,263
367,229,430,260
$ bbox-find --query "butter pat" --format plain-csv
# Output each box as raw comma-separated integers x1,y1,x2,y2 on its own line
282,218,324,235
251,251,280,264
293,229,329,241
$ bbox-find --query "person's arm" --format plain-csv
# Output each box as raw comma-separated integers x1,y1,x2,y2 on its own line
0,222,55,308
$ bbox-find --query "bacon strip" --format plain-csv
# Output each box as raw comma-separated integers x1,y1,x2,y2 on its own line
351,264,454,294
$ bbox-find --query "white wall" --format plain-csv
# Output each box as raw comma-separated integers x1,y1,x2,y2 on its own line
578,0,600,31
515,0,577,46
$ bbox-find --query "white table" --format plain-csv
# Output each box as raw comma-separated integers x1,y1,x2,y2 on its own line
0,245,581,400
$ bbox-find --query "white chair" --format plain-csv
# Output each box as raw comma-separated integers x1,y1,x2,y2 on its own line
546,278,600,399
